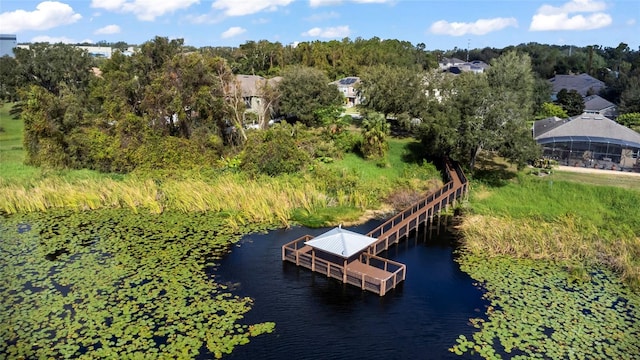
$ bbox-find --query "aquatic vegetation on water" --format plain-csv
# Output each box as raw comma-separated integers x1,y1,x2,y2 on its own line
0,210,275,359
451,255,640,359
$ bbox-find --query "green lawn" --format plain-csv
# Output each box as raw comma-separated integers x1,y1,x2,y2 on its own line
0,103,40,183
327,137,428,183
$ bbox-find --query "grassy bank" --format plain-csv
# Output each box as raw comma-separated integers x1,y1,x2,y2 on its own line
552,169,640,191
460,162,640,290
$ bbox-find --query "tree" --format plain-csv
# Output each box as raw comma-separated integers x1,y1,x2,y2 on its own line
532,77,553,115
556,89,584,116
0,56,19,101
619,75,640,114
255,78,281,129
616,113,640,132
538,102,568,119
485,51,539,169
240,123,311,176
20,84,93,168
13,43,94,96
357,64,425,119
277,66,343,126
421,51,539,170
360,111,391,160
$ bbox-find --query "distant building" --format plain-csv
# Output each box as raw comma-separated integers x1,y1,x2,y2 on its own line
439,57,490,74
548,73,605,98
330,77,361,107
0,34,17,57
438,57,465,70
76,46,112,58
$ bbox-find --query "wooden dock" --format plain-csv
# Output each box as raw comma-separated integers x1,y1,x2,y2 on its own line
282,236,406,296
282,159,468,296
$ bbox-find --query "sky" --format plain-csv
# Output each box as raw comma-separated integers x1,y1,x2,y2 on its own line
0,0,638,51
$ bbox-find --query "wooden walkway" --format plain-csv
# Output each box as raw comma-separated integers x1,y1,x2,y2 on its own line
282,158,468,296
365,159,467,256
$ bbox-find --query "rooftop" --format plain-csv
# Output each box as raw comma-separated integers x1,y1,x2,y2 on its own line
305,227,378,258
548,73,605,97
534,113,640,148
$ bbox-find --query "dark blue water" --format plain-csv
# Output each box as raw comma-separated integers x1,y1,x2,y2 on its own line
215,218,486,360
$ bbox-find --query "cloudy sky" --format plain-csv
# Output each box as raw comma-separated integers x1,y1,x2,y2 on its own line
0,0,637,50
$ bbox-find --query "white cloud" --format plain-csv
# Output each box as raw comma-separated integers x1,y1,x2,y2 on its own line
94,24,121,34
309,0,342,6
529,0,612,31
32,35,93,44
253,18,270,24
310,0,394,6
429,17,518,36
627,19,637,26
0,1,82,33
186,13,223,24
302,25,350,38
91,0,199,21
221,26,247,39
212,0,293,17
305,11,340,22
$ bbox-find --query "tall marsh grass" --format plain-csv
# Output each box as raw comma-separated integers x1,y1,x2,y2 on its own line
0,173,375,229
461,174,640,290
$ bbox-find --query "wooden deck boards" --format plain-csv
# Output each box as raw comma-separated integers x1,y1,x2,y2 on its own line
347,260,392,279
282,159,467,296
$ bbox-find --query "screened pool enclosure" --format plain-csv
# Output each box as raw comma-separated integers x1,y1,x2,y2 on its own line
534,114,640,172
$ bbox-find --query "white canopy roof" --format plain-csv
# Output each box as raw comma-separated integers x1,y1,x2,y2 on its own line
305,227,378,258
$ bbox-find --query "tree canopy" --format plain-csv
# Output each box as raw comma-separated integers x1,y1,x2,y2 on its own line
556,89,585,117
277,65,343,126
420,51,540,170
6,36,640,174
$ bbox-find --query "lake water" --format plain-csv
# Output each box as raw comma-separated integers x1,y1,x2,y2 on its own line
212,218,487,359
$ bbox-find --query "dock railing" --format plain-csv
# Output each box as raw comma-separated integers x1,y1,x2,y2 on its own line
353,253,406,296
282,158,468,295
365,158,466,255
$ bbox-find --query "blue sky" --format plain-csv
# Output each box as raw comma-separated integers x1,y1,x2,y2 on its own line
0,0,638,50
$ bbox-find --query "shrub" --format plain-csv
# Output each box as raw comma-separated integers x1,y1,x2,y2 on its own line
240,123,311,176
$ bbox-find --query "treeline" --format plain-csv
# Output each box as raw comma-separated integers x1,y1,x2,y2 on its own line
5,38,354,174
1,36,639,174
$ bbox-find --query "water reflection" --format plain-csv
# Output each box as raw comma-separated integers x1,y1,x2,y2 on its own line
212,218,486,360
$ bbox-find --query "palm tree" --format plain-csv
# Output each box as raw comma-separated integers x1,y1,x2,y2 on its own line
361,111,390,159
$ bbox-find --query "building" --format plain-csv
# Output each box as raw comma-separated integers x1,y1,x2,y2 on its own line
330,77,361,107
583,94,618,119
234,74,282,128
76,46,112,58
534,113,640,171
548,73,605,98
439,57,490,74
0,34,17,57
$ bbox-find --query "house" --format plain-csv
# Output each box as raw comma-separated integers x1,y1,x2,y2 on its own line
548,73,605,98
583,94,617,119
439,58,490,74
330,77,361,107
234,74,281,128
438,57,465,71
534,113,640,171
235,74,281,113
